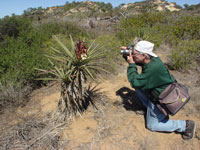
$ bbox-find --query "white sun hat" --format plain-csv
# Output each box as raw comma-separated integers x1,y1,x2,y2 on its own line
134,41,158,57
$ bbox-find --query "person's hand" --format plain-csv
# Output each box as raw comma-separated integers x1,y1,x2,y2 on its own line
120,46,127,50
120,46,128,62
127,50,135,64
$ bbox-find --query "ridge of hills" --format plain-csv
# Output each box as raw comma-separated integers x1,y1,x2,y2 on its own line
21,0,200,32
121,0,181,12
23,0,200,20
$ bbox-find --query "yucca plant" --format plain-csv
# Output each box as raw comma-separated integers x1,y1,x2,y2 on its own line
36,35,108,119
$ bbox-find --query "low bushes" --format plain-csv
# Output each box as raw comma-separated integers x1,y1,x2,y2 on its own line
168,40,200,70
116,12,167,48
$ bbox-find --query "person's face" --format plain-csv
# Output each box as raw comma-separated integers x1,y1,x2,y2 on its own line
133,49,146,63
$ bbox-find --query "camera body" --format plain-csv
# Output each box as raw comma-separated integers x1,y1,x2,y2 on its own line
120,45,134,55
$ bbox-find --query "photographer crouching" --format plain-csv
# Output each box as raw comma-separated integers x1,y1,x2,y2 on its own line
120,40,196,140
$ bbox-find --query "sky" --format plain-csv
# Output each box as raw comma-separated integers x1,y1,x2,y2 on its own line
0,0,200,18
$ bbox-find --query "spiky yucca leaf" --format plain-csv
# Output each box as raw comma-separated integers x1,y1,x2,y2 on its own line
53,35,74,58
70,35,76,54
36,58,71,82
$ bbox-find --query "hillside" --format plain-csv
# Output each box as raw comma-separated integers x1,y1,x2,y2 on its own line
21,0,185,34
180,3,200,16
22,0,200,32
22,0,200,22
25,0,182,18
121,0,181,13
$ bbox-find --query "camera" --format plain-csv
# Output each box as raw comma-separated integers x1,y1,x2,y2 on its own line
120,45,134,55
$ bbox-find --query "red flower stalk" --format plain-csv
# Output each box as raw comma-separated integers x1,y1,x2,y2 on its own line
75,39,88,60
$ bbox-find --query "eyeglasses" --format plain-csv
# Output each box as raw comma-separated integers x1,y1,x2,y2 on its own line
134,50,142,57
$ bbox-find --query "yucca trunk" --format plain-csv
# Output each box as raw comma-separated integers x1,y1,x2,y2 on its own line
57,71,87,119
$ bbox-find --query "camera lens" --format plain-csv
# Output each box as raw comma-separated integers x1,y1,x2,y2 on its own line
120,50,129,55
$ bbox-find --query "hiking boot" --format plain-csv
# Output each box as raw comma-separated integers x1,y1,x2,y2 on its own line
182,120,196,140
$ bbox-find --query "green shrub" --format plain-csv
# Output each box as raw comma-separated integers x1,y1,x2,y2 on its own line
116,24,162,48
168,40,200,70
96,2,113,12
95,34,122,71
119,12,167,28
160,15,200,46
0,15,32,41
116,12,200,56
23,6,45,17
116,12,169,47
0,35,50,85
170,16,200,41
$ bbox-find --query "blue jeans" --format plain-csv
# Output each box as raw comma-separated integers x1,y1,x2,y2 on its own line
135,90,186,132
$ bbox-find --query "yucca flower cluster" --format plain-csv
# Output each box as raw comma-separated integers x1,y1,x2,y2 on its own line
75,40,88,60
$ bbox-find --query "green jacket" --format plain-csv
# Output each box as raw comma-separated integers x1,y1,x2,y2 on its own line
127,57,175,104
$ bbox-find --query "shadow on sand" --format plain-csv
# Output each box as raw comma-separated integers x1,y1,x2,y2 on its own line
116,87,146,112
